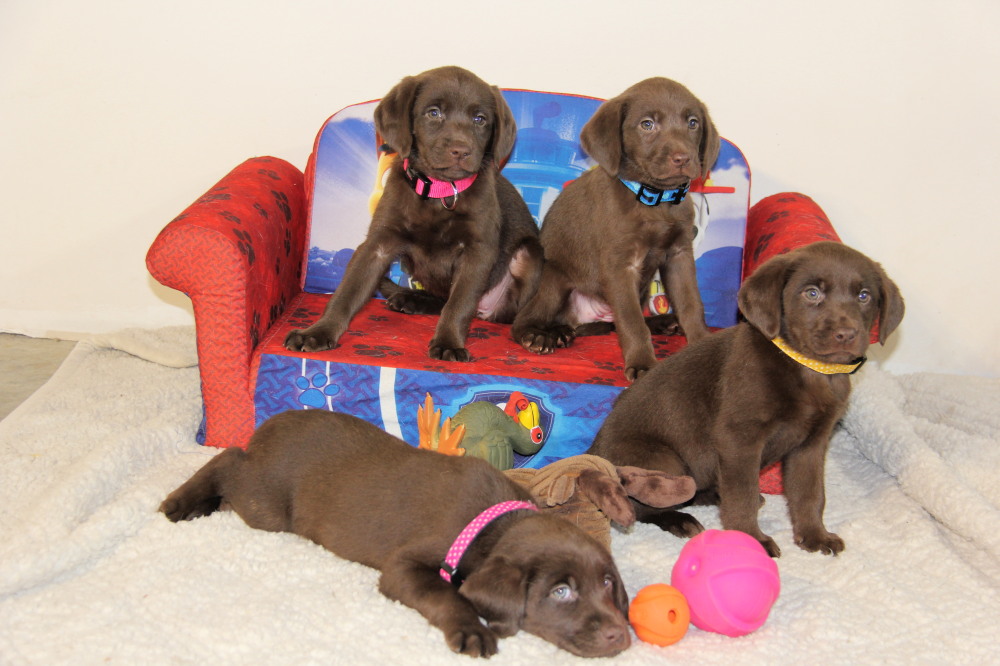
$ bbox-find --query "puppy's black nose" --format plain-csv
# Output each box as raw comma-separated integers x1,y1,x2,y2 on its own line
834,327,858,344
449,145,471,160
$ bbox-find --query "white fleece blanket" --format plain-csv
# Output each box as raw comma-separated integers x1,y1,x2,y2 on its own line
1,327,998,665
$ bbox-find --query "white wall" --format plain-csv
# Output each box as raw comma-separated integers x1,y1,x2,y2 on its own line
2,0,997,377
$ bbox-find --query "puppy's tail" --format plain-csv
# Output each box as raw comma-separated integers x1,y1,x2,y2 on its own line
159,448,245,522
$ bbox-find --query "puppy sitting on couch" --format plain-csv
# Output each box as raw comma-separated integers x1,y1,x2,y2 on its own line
512,77,719,381
589,241,904,557
285,66,543,363
161,410,631,659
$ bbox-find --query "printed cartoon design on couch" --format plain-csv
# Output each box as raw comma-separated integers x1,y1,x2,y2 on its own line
303,91,748,328
417,391,551,470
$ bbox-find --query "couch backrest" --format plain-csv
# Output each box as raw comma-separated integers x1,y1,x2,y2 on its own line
301,90,750,328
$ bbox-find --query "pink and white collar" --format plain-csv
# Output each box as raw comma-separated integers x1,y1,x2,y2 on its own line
439,500,538,585
402,158,478,209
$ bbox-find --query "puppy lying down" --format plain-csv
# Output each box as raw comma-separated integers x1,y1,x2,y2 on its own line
161,410,630,658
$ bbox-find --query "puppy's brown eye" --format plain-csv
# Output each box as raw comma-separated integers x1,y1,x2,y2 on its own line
688,116,700,130
426,107,442,120
472,114,487,126
639,119,655,131
603,575,614,588
859,289,872,303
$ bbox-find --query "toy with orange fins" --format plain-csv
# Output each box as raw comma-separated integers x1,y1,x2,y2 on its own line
418,393,544,470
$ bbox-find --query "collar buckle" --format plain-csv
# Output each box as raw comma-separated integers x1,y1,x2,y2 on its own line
405,168,433,200
620,178,689,206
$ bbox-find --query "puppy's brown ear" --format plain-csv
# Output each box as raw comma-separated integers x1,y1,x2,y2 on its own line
459,556,527,638
698,104,721,179
489,86,517,165
374,75,420,158
875,264,905,344
581,98,625,176
739,252,794,339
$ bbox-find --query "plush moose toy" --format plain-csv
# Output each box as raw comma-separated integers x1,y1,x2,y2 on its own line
504,455,696,549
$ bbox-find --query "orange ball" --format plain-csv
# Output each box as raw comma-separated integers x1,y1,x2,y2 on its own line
629,583,691,646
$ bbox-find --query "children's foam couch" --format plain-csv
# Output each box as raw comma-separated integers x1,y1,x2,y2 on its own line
147,89,840,491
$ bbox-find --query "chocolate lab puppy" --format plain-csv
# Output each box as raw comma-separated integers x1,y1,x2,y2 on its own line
589,242,904,557
512,77,719,381
285,66,543,362
161,410,630,658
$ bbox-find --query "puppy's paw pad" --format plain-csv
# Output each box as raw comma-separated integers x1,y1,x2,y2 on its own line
624,364,652,383
795,531,845,556
518,326,575,354
647,510,704,538
386,291,444,315
646,313,682,336
446,626,498,658
158,498,184,522
429,345,471,363
283,328,337,352
760,536,782,558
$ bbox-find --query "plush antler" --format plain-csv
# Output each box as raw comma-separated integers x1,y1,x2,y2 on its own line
505,454,696,549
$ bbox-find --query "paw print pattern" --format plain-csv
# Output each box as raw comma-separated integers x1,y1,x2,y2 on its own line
197,188,232,205
287,306,321,328
467,326,500,341
296,371,341,409
753,232,775,262
268,297,285,329
258,168,280,181
352,344,403,359
232,228,256,265
250,311,261,348
253,202,269,219
272,190,292,222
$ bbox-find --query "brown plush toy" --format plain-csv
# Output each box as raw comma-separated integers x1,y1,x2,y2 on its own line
504,455,697,549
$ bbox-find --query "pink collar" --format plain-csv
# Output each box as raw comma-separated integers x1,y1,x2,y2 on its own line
439,500,538,584
402,158,479,206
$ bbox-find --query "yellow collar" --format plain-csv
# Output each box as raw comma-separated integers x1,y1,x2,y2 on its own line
771,337,866,375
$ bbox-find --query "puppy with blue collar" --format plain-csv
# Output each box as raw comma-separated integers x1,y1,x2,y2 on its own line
511,78,719,382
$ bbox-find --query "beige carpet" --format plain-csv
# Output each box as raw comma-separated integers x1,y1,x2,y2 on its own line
1,326,998,664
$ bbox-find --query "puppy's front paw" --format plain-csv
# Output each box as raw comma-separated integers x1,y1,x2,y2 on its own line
386,290,445,316
518,325,575,354
646,313,682,336
444,623,499,658
795,529,845,556
645,510,704,538
158,494,220,523
429,342,471,363
284,327,338,353
759,535,782,558
624,363,653,383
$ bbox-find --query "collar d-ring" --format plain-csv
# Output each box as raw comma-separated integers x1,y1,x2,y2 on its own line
441,181,459,210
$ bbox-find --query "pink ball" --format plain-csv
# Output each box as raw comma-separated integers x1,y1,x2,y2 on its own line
670,530,780,637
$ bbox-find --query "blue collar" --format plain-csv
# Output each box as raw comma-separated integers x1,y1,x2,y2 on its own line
618,178,689,206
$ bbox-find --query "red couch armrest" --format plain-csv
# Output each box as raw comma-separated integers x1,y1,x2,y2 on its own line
146,156,306,447
742,192,841,280
742,192,842,494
